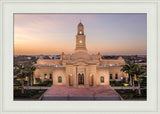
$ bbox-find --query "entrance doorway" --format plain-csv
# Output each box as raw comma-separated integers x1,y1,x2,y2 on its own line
78,73,84,85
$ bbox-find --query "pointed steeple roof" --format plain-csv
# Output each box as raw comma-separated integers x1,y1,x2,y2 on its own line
78,22,83,26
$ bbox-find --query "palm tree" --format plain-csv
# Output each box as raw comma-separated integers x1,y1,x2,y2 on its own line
16,64,28,94
24,64,36,89
134,64,146,94
121,61,136,87
28,65,36,86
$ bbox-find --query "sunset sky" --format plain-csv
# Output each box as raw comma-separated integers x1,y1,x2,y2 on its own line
14,13,147,55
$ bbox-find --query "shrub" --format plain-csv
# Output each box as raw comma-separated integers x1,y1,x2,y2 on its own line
34,80,53,86
110,81,124,86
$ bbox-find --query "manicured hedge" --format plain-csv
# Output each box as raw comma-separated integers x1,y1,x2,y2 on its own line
34,80,53,86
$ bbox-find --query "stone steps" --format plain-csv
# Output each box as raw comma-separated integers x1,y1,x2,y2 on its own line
42,96,121,101
40,85,122,101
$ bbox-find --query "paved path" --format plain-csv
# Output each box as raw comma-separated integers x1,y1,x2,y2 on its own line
41,85,122,101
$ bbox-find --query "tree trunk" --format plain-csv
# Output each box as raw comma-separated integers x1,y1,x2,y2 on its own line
30,75,33,86
132,77,135,91
132,75,135,91
21,78,24,94
26,77,29,90
126,73,128,83
138,78,141,95
129,75,132,86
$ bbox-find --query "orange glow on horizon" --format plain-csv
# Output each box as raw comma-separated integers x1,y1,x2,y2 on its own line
14,14,147,55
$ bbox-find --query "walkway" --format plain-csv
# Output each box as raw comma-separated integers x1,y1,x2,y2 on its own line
41,85,122,101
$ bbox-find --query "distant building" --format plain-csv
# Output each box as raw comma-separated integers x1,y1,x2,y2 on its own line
33,22,128,87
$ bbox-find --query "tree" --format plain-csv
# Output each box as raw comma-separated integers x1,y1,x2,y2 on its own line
24,64,36,89
16,64,28,94
134,64,146,94
121,61,136,87
30,65,36,86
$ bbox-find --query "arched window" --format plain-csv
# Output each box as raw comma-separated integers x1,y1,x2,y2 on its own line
110,74,112,79
115,74,118,79
49,74,52,79
58,76,62,83
44,74,47,79
100,76,104,83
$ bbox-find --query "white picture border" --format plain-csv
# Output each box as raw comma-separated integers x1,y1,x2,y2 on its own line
0,0,159,114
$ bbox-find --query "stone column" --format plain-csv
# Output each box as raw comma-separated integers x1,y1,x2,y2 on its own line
66,74,69,87
93,75,97,87
84,68,89,88
73,74,77,88
85,74,89,88
73,66,78,88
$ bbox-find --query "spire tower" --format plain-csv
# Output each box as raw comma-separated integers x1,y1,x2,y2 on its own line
75,22,87,53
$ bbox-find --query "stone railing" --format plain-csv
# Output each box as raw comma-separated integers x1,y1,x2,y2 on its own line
39,64,64,67
98,64,122,67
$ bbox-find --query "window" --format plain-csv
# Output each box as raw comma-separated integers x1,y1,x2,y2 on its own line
58,76,62,83
44,74,47,79
115,74,118,79
100,76,104,83
110,74,112,79
49,74,52,79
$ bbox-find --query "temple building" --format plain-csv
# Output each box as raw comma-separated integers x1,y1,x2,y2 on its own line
33,22,128,88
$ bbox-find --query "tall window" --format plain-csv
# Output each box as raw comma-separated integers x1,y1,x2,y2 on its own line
110,74,112,79
69,75,73,86
44,74,47,79
100,76,104,83
115,74,118,79
49,74,52,79
58,76,62,83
